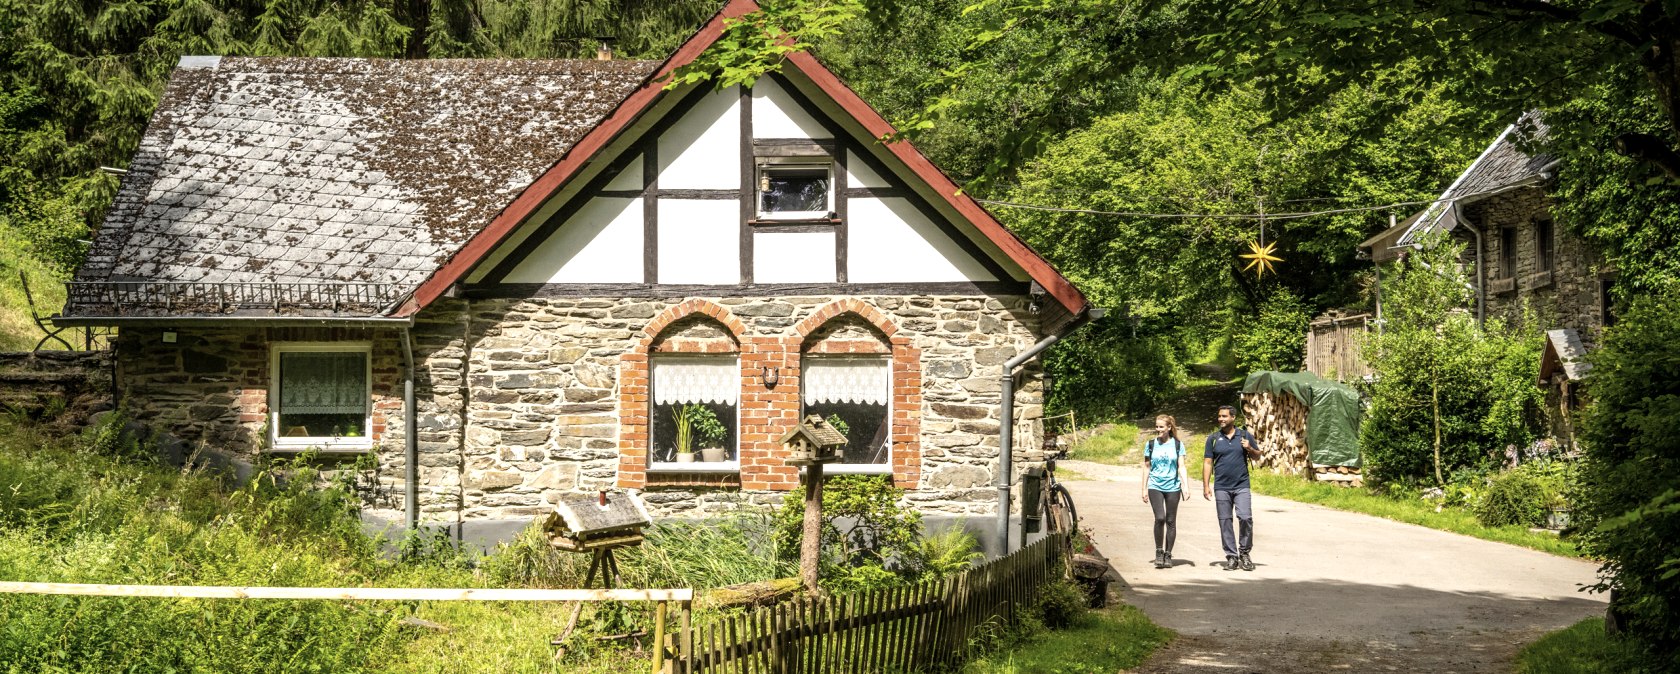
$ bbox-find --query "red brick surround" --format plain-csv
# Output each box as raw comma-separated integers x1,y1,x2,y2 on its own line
618,298,922,491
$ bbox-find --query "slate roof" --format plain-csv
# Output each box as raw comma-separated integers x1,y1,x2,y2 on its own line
66,55,658,319
1397,112,1558,247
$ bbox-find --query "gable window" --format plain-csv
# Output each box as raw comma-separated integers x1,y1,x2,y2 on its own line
758,162,832,219
1499,226,1518,279
271,344,371,450
801,356,890,470
651,355,740,467
1535,218,1555,272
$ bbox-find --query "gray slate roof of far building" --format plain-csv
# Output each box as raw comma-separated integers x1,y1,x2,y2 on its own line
1397,112,1559,247
67,55,658,318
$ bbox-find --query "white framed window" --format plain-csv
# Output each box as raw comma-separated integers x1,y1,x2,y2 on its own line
757,161,833,220
649,354,741,471
801,355,891,473
269,343,373,451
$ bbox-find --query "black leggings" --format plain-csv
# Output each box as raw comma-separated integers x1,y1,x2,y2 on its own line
1148,489,1181,553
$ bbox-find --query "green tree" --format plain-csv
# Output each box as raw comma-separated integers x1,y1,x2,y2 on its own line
1575,291,1680,665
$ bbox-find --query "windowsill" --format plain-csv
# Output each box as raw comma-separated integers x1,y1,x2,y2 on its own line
648,462,742,473
269,439,374,454
804,464,892,475
749,217,840,225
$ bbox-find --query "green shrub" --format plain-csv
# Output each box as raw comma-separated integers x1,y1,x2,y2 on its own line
1476,469,1550,528
1233,288,1311,373
1573,291,1680,668
1033,578,1088,630
1360,237,1546,485
772,475,975,593
1045,322,1184,421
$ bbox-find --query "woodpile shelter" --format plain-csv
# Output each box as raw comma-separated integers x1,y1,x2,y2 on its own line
1240,371,1362,485
51,0,1094,543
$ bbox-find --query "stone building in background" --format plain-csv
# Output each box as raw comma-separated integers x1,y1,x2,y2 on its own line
53,0,1095,545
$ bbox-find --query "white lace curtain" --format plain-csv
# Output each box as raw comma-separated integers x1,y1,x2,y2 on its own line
279,352,367,414
653,356,739,405
803,357,890,405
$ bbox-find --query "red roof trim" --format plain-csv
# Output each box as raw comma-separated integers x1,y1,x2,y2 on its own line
777,50,1086,315
401,0,1087,318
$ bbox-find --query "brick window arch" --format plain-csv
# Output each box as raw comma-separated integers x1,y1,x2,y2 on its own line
796,300,922,488
618,300,749,488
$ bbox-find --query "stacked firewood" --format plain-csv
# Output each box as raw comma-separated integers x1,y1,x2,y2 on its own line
1241,391,1363,486
1240,391,1312,477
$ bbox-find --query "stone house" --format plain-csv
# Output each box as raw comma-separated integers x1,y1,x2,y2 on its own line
1364,112,1613,340
55,0,1094,543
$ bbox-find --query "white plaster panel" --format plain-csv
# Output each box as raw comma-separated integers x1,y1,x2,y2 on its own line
503,198,643,283
658,87,740,189
657,199,739,284
845,149,890,188
752,78,831,139
847,197,998,282
753,231,836,283
605,155,643,191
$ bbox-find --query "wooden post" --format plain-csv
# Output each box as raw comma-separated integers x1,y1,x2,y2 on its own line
652,600,668,674
801,462,826,594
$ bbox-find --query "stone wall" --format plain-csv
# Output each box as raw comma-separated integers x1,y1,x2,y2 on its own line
111,293,1050,526
1463,187,1608,340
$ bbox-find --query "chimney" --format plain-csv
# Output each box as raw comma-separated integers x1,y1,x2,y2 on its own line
596,37,614,61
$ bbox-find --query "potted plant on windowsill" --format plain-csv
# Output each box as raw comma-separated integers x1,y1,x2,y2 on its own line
672,404,729,463
694,406,729,463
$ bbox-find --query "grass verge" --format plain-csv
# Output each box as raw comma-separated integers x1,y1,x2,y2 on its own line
1066,423,1142,466
963,603,1172,674
1515,618,1646,673
0,224,68,351
1246,469,1580,558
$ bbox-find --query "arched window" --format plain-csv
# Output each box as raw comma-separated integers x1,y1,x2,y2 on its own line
649,314,741,468
801,313,892,471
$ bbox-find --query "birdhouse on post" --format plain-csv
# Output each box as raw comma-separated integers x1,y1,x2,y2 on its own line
781,415,848,593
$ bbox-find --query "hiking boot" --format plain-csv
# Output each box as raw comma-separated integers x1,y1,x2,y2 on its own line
1161,551,1174,568
1239,553,1255,571
1224,556,1239,571
1153,550,1167,569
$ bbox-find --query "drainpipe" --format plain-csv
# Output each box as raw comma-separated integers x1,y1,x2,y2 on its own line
1454,202,1487,328
401,328,418,533
996,306,1104,554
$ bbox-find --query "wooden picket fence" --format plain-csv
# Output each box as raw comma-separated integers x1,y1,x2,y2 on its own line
668,532,1068,674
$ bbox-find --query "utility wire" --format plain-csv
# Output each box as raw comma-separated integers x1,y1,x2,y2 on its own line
973,189,1495,222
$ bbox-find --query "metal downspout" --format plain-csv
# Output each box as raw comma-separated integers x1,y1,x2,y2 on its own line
401,328,418,533
1455,202,1487,327
995,307,1103,553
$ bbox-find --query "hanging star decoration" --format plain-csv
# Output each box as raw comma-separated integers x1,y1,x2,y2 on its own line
1240,239,1283,278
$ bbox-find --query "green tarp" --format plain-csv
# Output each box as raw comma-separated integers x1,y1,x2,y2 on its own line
1242,371,1362,468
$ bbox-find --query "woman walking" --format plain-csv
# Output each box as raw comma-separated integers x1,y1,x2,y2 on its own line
1141,414,1189,569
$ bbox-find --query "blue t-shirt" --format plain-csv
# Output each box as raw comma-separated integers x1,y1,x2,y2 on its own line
1205,428,1256,490
1146,438,1185,492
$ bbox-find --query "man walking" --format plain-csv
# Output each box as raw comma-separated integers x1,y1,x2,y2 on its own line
1203,405,1261,571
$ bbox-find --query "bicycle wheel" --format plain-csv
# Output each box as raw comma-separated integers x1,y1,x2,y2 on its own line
1046,482,1079,535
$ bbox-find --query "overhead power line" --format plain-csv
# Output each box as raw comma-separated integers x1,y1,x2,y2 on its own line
973,186,1513,222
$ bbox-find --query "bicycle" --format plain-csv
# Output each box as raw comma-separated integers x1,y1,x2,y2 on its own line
1040,433,1079,538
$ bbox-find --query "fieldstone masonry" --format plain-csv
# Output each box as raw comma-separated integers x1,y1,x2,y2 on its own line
1462,186,1609,341
113,294,1049,527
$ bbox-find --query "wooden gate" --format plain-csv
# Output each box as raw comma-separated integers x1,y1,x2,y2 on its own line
1305,313,1371,381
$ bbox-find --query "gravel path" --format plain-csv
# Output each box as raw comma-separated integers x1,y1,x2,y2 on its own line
1060,459,1606,673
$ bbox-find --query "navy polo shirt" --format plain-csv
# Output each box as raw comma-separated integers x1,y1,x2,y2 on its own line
1205,428,1256,491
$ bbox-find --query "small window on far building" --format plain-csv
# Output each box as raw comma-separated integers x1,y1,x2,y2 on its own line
1536,218,1555,272
1499,226,1518,279
271,345,372,450
757,162,832,219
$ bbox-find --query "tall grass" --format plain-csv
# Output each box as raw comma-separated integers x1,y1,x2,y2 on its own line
0,417,787,673
1066,423,1142,466
0,221,68,351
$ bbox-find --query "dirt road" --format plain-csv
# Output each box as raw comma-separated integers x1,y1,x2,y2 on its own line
1061,461,1606,673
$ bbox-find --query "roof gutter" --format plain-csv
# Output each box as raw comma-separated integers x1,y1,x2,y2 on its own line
995,305,1105,554
49,316,416,328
